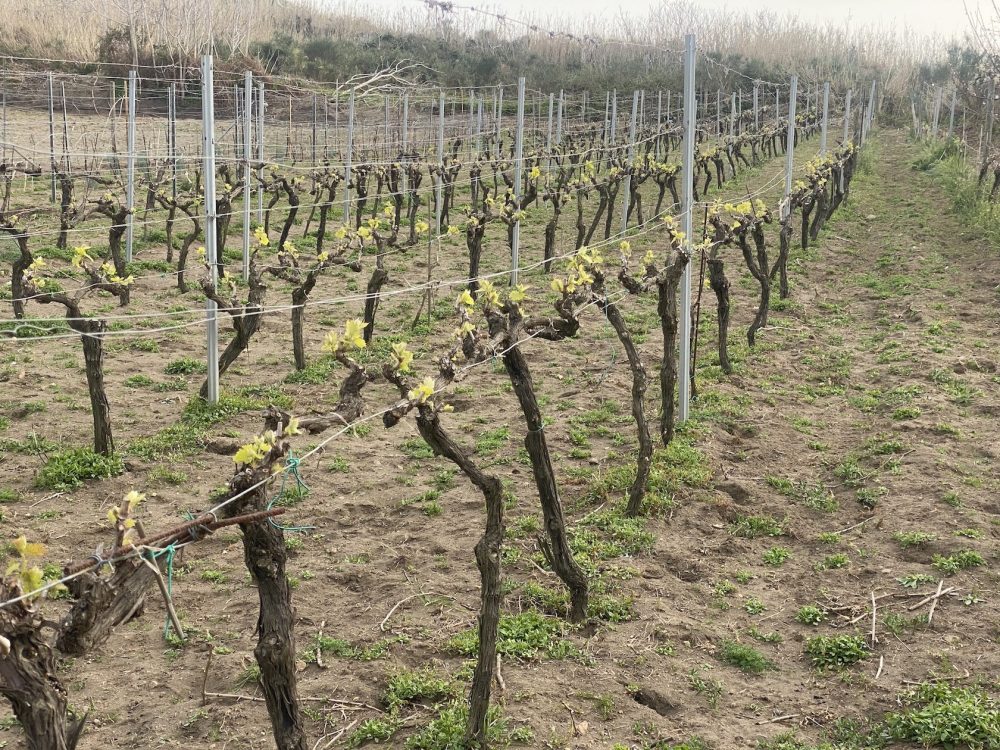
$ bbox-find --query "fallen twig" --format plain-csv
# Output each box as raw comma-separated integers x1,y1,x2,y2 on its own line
835,516,878,535
380,591,450,631
870,592,878,647
314,719,358,750
907,585,956,611
756,714,800,725
926,580,945,623
902,670,970,685
316,619,326,668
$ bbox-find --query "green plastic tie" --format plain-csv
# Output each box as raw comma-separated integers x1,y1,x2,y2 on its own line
267,451,316,533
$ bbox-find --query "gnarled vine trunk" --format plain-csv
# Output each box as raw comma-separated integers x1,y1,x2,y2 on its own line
707,251,733,374
411,411,504,749
502,340,588,622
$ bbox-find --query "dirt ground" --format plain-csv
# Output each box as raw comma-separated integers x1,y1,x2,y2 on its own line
0,127,997,750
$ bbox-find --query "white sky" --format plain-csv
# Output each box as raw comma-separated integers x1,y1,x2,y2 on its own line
480,0,985,41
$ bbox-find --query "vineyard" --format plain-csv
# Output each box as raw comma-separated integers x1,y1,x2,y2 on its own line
0,20,998,750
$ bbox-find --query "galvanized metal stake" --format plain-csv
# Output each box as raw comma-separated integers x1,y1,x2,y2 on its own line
344,89,355,225
511,77,525,284
556,89,564,144
47,73,56,202
496,85,503,158
547,93,554,150
620,90,639,233
257,82,264,223
242,71,253,280
783,76,799,219
475,96,483,153
603,91,610,146
610,90,618,144
168,83,177,202
201,55,220,404
125,69,137,261
820,81,830,156
436,91,445,235
679,34,697,423
60,83,69,172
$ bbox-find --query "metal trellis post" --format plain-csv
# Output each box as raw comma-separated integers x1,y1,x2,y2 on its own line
783,75,799,220
126,69,137,262
344,89,355,226
242,71,253,280
511,77,525,285
620,89,638,233
47,73,56,202
201,55,220,404
436,91,445,235
679,34,697,423
820,81,830,156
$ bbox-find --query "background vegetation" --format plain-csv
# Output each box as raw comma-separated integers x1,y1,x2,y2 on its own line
0,0,967,95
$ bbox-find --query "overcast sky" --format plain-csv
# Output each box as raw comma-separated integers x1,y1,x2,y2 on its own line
470,0,984,40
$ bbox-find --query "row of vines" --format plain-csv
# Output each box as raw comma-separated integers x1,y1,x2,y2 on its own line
0,76,862,750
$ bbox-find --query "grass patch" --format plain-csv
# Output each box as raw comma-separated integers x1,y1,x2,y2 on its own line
886,682,999,749
570,508,654,564
181,386,293,429
404,701,529,750
718,640,777,674
795,605,826,626
127,386,292,460
284,355,335,384
804,635,867,670
763,547,791,566
36,448,125,490
931,550,985,575
448,611,578,660
165,356,206,375
400,437,435,459
475,426,510,456
729,514,784,538
384,668,455,713
892,531,936,548
0,433,60,455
